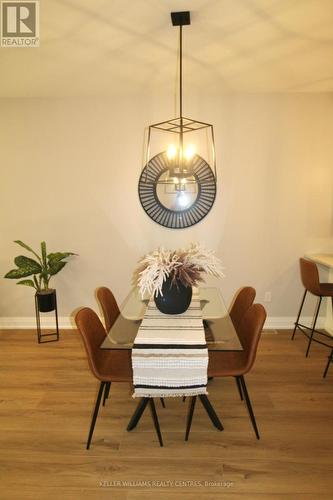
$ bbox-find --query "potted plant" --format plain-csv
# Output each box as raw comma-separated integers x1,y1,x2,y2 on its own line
4,240,76,312
134,242,224,314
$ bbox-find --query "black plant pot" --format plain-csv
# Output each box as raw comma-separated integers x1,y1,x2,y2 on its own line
154,278,192,315
36,289,56,312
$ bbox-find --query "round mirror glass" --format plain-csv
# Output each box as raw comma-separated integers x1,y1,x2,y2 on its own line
156,172,198,211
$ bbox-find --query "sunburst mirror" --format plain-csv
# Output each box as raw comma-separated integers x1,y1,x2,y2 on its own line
138,152,216,229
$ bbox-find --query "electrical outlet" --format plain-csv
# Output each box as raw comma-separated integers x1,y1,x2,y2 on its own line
264,292,272,302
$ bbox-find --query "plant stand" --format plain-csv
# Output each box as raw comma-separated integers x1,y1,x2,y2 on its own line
34,290,59,343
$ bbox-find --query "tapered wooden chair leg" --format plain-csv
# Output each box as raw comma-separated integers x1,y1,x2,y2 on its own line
87,381,105,450
160,398,166,408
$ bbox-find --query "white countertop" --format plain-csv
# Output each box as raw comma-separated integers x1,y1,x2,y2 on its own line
304,253,333,269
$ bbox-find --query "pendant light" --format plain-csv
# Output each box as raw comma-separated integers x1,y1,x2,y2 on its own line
138,11,217,229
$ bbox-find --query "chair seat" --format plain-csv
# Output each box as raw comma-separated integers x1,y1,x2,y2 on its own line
98,350,132,382
208,350,248,377
318,283,333,297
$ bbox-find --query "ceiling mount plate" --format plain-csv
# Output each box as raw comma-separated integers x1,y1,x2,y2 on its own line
171,11,191,26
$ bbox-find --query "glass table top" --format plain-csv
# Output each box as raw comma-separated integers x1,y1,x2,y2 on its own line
100,287,242,351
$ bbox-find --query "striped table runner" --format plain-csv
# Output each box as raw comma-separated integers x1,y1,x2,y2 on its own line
132,290,208,398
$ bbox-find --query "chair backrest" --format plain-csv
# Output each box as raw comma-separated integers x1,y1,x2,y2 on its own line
96,286,120,333
229,287,256,332
237,303,267,374
299,258,321,295
75,307,107,380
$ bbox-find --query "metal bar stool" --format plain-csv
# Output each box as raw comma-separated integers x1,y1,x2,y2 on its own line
292,258,333,357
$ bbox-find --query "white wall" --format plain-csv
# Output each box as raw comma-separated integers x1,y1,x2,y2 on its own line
0,94,332,325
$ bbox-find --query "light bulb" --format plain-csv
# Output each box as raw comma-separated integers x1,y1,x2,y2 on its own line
167,144,177,160
184,144,195,161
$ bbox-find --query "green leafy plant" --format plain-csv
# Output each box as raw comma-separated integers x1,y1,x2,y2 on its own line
4,240,76,292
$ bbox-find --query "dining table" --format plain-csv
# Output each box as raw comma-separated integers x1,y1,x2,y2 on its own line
101,286,242,351
100,287,242,436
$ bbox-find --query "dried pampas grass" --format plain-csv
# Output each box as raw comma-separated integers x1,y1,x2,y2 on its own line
134,242,224,298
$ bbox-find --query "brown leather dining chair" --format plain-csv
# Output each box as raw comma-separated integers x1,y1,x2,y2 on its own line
183,286,256,406
292,258,333,357
185,303,267,441
96,286,120,405
75,307,163,448
229,286,256,398
96,286,166,409
229,286,256,331
96,286,120,333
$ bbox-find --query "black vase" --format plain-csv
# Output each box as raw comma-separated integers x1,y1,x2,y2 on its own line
154,277,192,315
36,289,56,312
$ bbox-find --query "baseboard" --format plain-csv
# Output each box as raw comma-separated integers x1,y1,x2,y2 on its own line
0,316,326,330
264,316,325,330
0,316,76,329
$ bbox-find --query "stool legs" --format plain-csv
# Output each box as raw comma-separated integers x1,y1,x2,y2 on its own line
323,348,333,378
292,290,307,340
305,296,322,357
292,290,328,359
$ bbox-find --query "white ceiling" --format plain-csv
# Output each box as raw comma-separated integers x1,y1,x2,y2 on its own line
1,0,333,97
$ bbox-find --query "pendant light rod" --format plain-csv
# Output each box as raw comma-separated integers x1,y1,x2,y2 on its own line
179,23,182,118
179,24,183,159
171,11,190,163
171,11,190,120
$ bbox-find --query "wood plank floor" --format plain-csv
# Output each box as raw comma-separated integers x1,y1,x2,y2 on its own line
1,327,333,499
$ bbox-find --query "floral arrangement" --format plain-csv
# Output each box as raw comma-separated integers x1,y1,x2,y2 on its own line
135,242,224,298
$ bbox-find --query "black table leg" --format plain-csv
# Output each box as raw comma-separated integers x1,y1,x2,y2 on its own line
127,397,149,431
199,395,224,431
